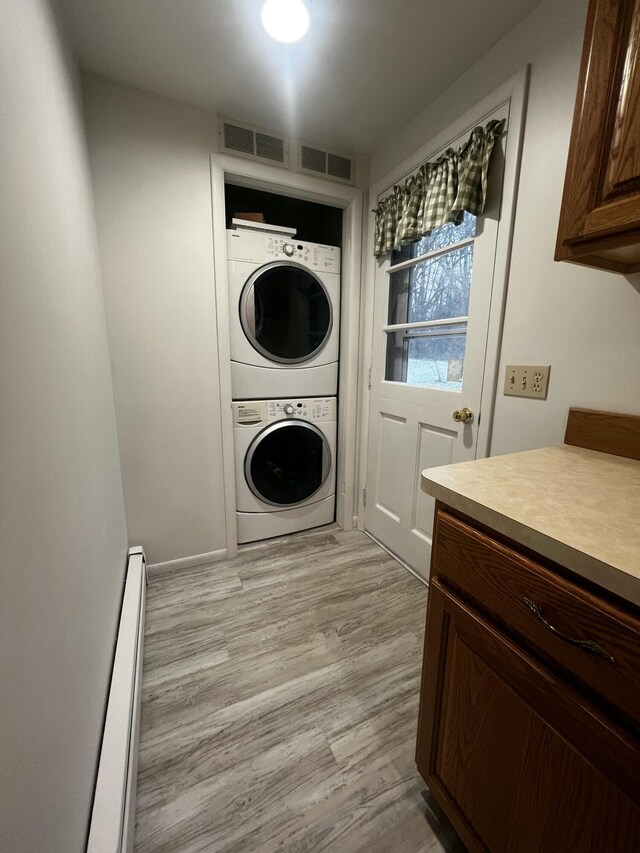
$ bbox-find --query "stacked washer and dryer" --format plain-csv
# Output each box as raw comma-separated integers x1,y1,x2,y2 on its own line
227,228,341,544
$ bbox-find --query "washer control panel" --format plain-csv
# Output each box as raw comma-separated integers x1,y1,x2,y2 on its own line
233,398,336,426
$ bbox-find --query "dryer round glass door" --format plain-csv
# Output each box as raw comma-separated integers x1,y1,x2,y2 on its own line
240,262,332,364
245,421,331,507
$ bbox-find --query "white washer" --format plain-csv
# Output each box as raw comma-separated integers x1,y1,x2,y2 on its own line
227,230,340,399
233,397,337,544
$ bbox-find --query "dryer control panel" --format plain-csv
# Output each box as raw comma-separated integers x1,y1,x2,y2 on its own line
227,230,340,272
264,239,339,272
233,398,337,426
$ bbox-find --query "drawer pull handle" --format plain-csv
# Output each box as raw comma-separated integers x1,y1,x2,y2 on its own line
522,597,615,663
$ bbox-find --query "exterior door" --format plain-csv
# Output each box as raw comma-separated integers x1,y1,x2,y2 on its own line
240,262,333,364
364,112,506,578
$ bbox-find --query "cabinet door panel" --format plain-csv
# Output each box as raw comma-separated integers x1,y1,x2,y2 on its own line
555,0,640,271
417,582,640,853
601,0,640,201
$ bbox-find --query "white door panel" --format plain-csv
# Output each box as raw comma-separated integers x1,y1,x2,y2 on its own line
412,421,457,537
367,397,459,579
374,411,407,521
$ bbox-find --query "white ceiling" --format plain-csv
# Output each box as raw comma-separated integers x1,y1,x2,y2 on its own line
56,0,541,155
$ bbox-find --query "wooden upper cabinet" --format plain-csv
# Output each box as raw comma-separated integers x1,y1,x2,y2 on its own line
556,0,640,273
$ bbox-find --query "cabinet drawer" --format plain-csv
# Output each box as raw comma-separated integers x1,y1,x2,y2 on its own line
433,509,640,725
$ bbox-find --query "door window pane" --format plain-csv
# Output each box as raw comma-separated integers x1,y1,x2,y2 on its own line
385,324,467,392
388,243,474,325
244,266,331,362
390,212,476,265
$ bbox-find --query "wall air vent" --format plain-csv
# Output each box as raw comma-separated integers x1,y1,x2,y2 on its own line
218,118,289,168
297,142,355,185
301,145,327,174
217,120,353,184
255,132,285,163
328,153,353,182
223,123,254,155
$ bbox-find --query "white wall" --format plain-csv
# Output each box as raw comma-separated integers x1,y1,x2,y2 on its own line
83,75,227,565
370,0,640,454
0,2,128,851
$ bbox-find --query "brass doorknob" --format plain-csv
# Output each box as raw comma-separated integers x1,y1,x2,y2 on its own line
452,407,474,424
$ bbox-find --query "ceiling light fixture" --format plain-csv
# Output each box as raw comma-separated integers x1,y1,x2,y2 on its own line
261,0,310,43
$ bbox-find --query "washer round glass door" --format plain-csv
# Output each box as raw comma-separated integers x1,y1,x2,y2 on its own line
245,421,331,507
240,262,332,364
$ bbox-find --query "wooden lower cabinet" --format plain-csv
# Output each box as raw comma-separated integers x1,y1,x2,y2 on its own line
416,511,640,853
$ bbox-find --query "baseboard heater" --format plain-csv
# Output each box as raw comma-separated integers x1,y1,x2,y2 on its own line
87,546,147,853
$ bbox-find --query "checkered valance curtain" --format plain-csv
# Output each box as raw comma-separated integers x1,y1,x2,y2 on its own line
373,119,505,257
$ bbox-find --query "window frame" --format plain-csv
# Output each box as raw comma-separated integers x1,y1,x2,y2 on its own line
383,229,477,391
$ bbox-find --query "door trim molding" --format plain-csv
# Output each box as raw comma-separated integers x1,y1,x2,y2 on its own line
357,67,530,531
210,154,364,557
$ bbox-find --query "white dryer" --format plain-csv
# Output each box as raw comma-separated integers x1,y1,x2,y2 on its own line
227,230,340,398
232,397,336,544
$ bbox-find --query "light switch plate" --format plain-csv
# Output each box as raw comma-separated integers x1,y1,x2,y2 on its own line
503,364,550,399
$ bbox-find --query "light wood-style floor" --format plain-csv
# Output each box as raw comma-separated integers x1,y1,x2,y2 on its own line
134,525,465,853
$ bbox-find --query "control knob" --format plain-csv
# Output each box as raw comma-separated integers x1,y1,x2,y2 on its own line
283,403,295,415
282,243,295,257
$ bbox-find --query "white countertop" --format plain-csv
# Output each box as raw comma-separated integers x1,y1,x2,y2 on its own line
421,445,640,607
